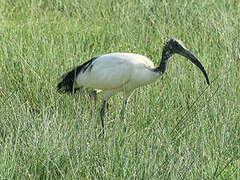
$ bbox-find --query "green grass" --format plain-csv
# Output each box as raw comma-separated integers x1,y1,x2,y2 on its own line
0,0,239,179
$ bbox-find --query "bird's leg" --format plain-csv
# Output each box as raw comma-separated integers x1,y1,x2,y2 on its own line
89,90,98,128
120,100,128,132
89,90,97,104
100,100,106,135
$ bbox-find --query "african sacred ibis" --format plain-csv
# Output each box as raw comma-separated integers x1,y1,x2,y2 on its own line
57,38,210,133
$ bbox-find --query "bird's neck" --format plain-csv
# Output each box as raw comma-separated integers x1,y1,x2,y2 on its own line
153,50,172,74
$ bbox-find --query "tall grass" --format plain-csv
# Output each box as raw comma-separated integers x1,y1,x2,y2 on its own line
0,0,239,179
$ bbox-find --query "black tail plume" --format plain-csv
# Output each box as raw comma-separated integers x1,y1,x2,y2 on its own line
57,57,98,93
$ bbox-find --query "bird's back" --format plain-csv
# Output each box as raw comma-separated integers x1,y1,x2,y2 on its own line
101,53,154,68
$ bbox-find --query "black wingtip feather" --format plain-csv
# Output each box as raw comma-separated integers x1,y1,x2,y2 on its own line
57,69,78,93
57,57,98,94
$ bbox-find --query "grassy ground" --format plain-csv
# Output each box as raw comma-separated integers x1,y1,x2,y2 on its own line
0,0,239,179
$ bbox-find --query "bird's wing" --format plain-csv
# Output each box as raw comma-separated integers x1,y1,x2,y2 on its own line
76,55,134,90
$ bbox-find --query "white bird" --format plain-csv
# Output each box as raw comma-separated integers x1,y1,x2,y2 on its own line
57,38,210,133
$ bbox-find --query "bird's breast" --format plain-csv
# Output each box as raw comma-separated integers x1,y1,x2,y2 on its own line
126,67,161,89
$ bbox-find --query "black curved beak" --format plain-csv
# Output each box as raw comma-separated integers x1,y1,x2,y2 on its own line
177,48,210,85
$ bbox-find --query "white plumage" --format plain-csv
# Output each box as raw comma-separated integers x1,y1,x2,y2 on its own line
76,53,160,100
57,38,210,134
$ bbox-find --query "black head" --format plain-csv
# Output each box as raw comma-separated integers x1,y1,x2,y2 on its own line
162,38,188,58
158,38,210,85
